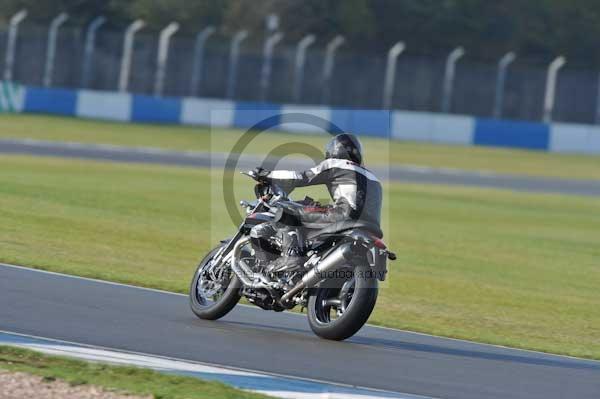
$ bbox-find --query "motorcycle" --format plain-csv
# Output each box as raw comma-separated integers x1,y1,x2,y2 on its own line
189,169,396,340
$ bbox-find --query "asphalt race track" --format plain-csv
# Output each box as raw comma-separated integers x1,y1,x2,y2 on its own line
2,138,600,197
1,264,599,399
2,138,600,398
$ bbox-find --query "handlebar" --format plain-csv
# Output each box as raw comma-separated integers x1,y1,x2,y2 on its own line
240,170,260,181
241,169,288,203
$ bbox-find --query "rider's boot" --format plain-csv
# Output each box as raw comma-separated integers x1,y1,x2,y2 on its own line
270,228,307,272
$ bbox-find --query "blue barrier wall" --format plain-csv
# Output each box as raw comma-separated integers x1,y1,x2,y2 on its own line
24,87,77,116
5,83,600,155
233,102,282,130
474,119,550,151
131,95,181,124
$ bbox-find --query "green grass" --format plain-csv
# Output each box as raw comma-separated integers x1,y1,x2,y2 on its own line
0,346,271,399
1,155,599,360
1,113,600,179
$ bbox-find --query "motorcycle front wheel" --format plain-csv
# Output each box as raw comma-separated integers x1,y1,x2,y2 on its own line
307,264,378,341
189,245,242,320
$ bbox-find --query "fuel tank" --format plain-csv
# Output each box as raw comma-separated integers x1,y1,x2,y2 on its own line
244,211,275,227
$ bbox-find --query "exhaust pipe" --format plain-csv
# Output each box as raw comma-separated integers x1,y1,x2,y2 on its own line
231,236,273,290
280,242,354,303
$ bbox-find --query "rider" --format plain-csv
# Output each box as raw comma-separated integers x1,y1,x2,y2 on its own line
251,133,383,268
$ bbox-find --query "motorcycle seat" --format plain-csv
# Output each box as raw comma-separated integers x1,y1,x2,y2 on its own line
305,220,383,239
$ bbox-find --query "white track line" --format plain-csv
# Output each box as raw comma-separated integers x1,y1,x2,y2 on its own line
1,262,598,365
0,330,434,399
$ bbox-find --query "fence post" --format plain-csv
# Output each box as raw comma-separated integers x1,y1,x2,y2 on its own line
118,19,145,92
542,56,566,123
3,9,27,82
321,35,345,104
440,46,465,113
382,41,405,109
43,12,69,87
80,16,106,88
154,22,180,97
226,30,248,99
492,51,516,119
259,32,284,102
292,34,316,103
189,26,215,97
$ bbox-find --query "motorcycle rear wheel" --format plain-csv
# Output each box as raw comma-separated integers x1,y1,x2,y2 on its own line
189,245,242,320
307,264,378,341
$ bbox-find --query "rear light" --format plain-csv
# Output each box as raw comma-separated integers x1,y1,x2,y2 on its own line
373,238,387,249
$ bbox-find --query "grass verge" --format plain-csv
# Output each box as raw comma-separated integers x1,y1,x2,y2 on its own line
1,155,599,360
1,113,600,179
0,346,271,399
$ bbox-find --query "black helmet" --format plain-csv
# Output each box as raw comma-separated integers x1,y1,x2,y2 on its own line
325,133,363,165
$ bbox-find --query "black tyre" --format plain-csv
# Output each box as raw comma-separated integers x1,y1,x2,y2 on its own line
189,245,242,320
307,265,378,341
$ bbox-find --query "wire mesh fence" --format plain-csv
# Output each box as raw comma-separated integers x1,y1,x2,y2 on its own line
1,23,598,124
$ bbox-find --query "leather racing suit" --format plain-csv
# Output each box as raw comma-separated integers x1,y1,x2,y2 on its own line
250,158,382,263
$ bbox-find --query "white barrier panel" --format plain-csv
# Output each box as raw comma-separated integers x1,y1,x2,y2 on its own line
588,126,600,154
76,90,132,122
280,105,331,134
549,123,590,153
181,97,234,127
430,114,474,145
391,111,433,141
392,111,474,145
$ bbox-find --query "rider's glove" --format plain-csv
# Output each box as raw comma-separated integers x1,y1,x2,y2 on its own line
254,167,271,180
